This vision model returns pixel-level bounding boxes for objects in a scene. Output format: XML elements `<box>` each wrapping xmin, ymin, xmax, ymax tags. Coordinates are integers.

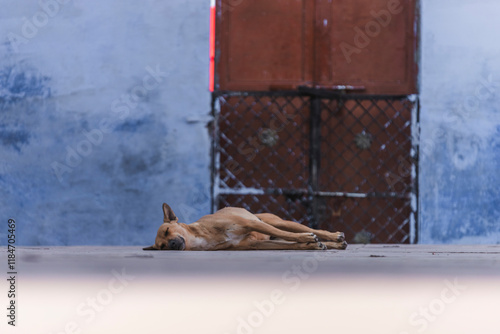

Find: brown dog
<box><xmin>143</xmin><ymin>203</ymin><xmax>347</xmax><ymax>251</ymax></box>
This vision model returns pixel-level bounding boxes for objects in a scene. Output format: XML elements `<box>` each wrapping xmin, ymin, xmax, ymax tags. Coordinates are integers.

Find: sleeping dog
<box><xmin>144</xmin><ymin>203</ymin><xmax>347</xmax><ymax>251</ymax></box>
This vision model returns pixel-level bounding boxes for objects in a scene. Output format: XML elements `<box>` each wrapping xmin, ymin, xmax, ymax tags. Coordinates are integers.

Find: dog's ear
<box><xmin>143</xmin><ymin>245</ymin><xmax>158</xmax><ymax>251</ymax></box>
<box><xmin>162</xmin><ymin>203</ymin><xmax>178</xmax><ymax>223</ymax></box>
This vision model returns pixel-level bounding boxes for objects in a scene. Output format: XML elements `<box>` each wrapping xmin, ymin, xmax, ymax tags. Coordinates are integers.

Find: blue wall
<box><xmin>0</xmin><ymin>0</ymin><xmax>211</xmax><ymax>245</ymax></box>
<box><xmin>420</xmin><ymin>0</ymin><xmax>500</xmax><ymax>243</ymax></box>
<box><xmin>2</xmin><ymin>0</ymin><xmax>499</xmax><ymax>245</ymax></box>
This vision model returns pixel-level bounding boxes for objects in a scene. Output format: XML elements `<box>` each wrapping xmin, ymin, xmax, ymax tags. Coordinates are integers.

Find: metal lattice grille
<box><xmin>216</xmin><ymin>94</ymin><xmax>310</xmax><ymax>190</ymax></box>
<box><xmin>212</xmin><ymin>91</ymin><xmax>418</xmax><ymax>243</ymax></box>
<box><xmin>319</xmin><ymin>98</ymin><xmax>414</xmax><ymax>194</ymax></box>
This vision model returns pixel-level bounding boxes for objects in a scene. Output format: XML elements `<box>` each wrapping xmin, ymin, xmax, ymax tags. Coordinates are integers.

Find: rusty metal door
<box><xmin>212</xmin><ymin>0</ymin><xmax>419</xmax><ymax>243</ymax></box>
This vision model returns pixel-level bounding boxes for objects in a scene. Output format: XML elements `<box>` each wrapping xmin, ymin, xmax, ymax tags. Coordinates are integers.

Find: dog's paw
<box><xmin>298</xmin><ymin>232</ymin><xmax>318</xmax><ymax>243</ymax></box>
<box><xmin>306</xmin><ymin>241</ymin><xmax>327</xmax><ymax>250</ymax></box>
<box><xmin>320</xmin><ymin>231</ymin><xmax>345</xmax><ymax>242</ymax></box>
<box><xmin>336</xmin><ymin>232</ymin><xmax>345</xmax><ymax>242</ymax></box>
<box><xmin>333</xmin><ymin>241</ymin><xmax>348</xmax><ymax>250</ymax></box>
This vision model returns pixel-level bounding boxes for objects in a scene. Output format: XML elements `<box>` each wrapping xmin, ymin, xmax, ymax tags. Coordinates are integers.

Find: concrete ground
<box><xmin>2</xmin><ymin>245</ymin><xmax>500</xmax><ymax>334</ymax></box>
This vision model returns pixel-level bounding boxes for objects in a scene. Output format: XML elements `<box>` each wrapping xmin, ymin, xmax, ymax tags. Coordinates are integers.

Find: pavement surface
<box><xmin>2</xmin><ymin>245</ymin><xmax>500</xmax><ymax>334</ymax></box>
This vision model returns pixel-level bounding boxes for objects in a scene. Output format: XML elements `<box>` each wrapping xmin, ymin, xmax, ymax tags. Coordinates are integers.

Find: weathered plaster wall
<box><xmin>2</xmin><ymin>0</ymin><xmax>499</xmax><ymax>246</ymax></box>
<box><xmin>0</xmin><ymin>0</ymin><xmax>211</xmax><ymax>245</ymax></box>
<box><xmin>420</xmin><ymin>0</ymin><xmax>500</xmax><ymax>243</ymax></box>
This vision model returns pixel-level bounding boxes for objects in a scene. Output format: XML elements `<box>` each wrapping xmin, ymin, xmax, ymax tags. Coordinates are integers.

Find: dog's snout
<box><xmin>168</xmin><ymin>237</ymin><xmax>185</xmax><ymax>250</ymax></box>
<box><xmin>168</xmin><ymin>239</ymin><xmax>178</xmax><ymax>249</ymax></box>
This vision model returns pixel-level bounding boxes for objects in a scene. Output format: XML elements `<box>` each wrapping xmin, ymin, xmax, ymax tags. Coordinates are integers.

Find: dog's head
<box><xmin>143</xmin><ymin>203</ymin><xmax>187</xmax><ymax>251</ymax></box>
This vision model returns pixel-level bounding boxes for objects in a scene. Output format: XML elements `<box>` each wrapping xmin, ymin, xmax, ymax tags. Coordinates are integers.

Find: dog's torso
<box><xmin>182</xmin><ymin>207</ymin><xmax>269</xmax><ymax>250</ymax></box>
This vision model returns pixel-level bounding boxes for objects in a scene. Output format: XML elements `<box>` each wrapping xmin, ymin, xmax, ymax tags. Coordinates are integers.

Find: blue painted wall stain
<box><xmin>0</xmin><ymin>65</ymin><xmax>51</xmax><ymax>106</ymax></box>
<box><xmin>0</xmin><ymin>127</ymin><xmax>30</xmax><ymax>152</ymax></box>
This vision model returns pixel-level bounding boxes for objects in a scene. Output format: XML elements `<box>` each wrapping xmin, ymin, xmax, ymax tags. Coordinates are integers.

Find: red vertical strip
<box><xmin>209</xmin><ymin>4</ymin><xmax>216</xmax><ymax>92</ymax></box>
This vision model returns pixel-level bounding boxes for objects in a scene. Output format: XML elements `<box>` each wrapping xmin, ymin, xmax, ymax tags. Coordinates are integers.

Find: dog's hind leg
<box><xmin>256</xmin><ymin>213</ymin><xmax>345</xmax><ymax>242</ymax></box>
<box><xmin>242</xmin><ymin>219</ymin><xmax>319</xmax><ymax>244</ymax></box>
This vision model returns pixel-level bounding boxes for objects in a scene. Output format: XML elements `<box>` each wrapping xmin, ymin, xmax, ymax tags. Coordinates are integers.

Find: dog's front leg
<box><xmin>321</xmin><ymin>241</ymin><xmax>348</xmax><ymax>250</ymax></box>
<box><xmin>237</xmin><ymin>240</ymin><xmax>327</xmax><ymax>251</ymax></box>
